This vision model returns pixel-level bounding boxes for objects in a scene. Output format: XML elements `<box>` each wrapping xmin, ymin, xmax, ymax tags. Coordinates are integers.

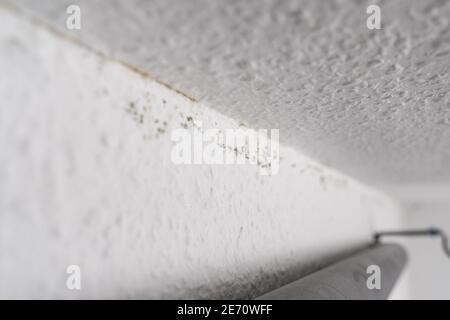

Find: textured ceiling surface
<box><xmin>8</xmin><ymin>0</ymin><xmax>450</xmax><ymax>203</ymax></box>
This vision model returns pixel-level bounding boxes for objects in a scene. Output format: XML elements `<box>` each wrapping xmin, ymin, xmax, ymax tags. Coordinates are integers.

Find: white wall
<box><xmin>399</xmin><ymin>207</ymin><xmax>450</xmax><ymax>299</ymax></box>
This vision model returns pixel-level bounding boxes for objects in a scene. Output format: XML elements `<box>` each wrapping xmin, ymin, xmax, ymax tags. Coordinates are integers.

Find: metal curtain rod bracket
<box><xmin>375</xmin><ymin>227</ymin><xmax>450</xmax><ymax>258</ymax></box>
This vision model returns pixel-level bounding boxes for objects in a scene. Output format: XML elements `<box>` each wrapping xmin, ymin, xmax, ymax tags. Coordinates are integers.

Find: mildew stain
<box><xmin>124</xmin><ymin>100</ymin><xmax>171</xmax><ymax>140</ymax></box>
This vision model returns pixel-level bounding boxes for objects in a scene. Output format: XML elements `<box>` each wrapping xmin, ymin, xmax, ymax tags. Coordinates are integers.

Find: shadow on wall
<box><xmin>122</xmin><ymin>244</ymin><xmax>368</xmax><ymax>299</ymax></box>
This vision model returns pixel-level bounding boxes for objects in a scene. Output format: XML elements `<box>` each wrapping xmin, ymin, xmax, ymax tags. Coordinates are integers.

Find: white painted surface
<box><xmin>0</xmin><ymin>8</ymin><xmax>399</xmax><ymax>298</ymax></box>
<box><xmin>389</xmin><ymin>205</ymin><xmax>450</xmax><ymax>300</ymax></box>
<box><xmin>7</xmin><ymin>0</ymin><xmax>450</xmax><ymax>207</ymax></box>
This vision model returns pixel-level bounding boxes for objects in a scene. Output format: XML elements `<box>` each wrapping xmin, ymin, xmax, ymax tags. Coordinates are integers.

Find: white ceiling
<box><xmin>9</xmin><ymin>0</ymin><xmax>450</xmax><ymax>206</ymax></box>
